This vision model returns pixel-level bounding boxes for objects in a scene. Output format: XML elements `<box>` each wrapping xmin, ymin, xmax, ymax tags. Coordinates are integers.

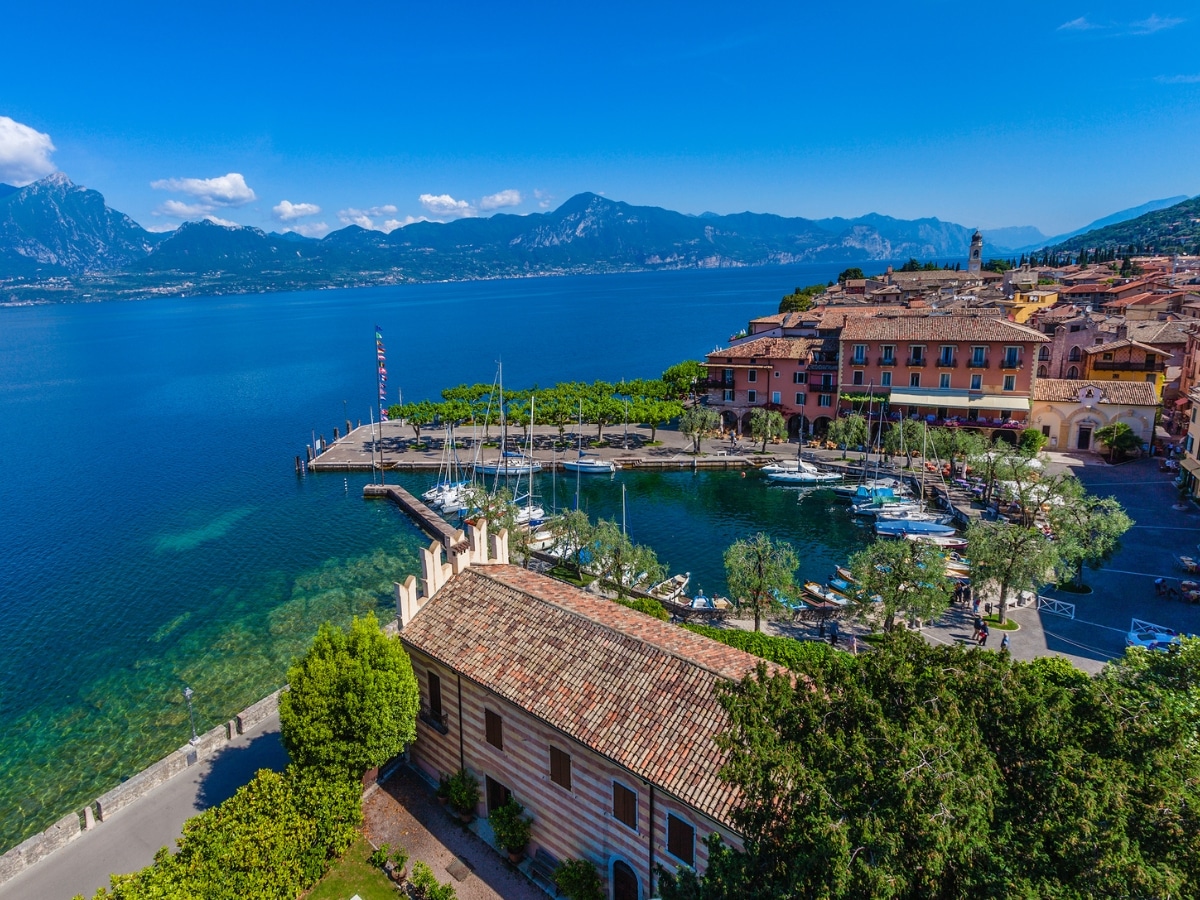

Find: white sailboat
<box><xmin>761</xmin><ymin>459</ymin><xmax>841</xmax><ymax>484</ymax></box>
<box><xmin>479</xmin><ymin>364</ymin><xmax>543</xmax><ymax>476</ymax></box>
<box><xmin>563</xmin><ymin>400</ymin><xmax>616</xmax><ymax>474</ymax></box>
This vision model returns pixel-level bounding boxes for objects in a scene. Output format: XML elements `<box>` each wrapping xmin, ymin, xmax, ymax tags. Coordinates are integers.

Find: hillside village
<box><xmin>705</xmin><ymin>235</ymin><xmax>1200</xmax><ymax>483</ymax></box>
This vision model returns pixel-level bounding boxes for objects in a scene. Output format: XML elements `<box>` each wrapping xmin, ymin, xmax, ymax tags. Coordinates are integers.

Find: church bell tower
<box><xmin>968</xmin><ymin>230</ymin><xmax>983</xmax><ymax>274</ymax></box>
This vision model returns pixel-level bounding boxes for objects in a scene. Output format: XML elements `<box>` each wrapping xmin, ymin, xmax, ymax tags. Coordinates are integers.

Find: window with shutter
<box><xmin>613</xmin><ymin>782</ymin><xmax>637</xmax><ymax>829</ymax></box>
<box><xmin>484</xmin><ymin>709</ymin><xmax>503</xmax><ymax>750</ymax></box>
<box><xmin>667</xmin><ymin>814</ymin><xmax>695</xmax><ymax>865</ymax></box>
<box><xmin>550</xmin><ymin>746</ymin><xmax>572</xmax><ymax>790</ymax></box>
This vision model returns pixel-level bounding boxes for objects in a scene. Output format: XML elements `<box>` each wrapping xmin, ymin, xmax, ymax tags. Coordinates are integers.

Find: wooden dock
<box><xmin>363</xmin><ymin>483</ymin><xmax>467</xmax><ymax>550</ymax></box>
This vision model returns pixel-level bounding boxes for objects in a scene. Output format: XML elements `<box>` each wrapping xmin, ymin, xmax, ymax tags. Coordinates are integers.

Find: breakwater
<box><xmin>0</xmin><ymin>691</ymin><xmax>283</xmax><ymax>889</ymax></box>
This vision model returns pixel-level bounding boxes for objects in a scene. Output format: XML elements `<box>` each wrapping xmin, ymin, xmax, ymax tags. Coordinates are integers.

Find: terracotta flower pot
<box><xmin>507</xmin><ymin>850</ymin><xmax>525</xmax><ymax>864</ymax></box>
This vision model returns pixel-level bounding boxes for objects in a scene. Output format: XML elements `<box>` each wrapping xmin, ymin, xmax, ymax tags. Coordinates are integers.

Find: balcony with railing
<box><xmin>967</xmin><ymin>358</ymin><xmax>990</xmax><ymax>369</ymax></box>
<box><xmin>906</xmin><ymin>357</ymin><xmax>927</xmax><ymax>367</ymax></box>
<box><xmin>877</xmin><ymin>356</ymin><xmax>897</xmax><ymax>367</ymax></box>
<box><xmin>936</xmin><ymin>357</ymin><xmax>957</xmax><ymax>368</ymax></box>
<box><xmin>1000</xmin><ymin>357</ymin><xmax>1022</xmax><ymax>370</ymax></box>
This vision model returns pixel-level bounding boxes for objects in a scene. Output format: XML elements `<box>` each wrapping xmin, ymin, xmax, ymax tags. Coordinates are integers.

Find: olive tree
<box><xmin>724</xmin><ymin>533</ymin><xmax>798</xmax><ymax>632</ymax></box>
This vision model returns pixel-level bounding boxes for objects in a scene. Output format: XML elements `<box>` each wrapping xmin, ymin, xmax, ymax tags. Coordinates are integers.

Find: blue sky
<box><xmin>1</xmin><ymin>1</ymin><xmax>1197</xmax><ymax>236</ymax></box>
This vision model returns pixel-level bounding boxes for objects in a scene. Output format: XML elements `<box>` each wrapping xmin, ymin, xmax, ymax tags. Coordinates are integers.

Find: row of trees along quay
<box><xmin>385</xmin><ymin>360</ymin><xmax>708</xmax><ymax>446</ymax></box>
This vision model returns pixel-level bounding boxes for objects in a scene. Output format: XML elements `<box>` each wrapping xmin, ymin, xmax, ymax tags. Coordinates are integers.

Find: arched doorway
<box><xmin>739</xmin><ymin>411</ymin><xmax>755</xmax><ymax>435</ymax></box>
<box><xmin>991</xmin><ymin>429</ymin><xmax>1017</xmax><ymax>445</ymax></box>
<box><xmin>788</xmin><ymin>414</ymin><xmax>810</xmax><ymax>439</ymax></box>
<box><xmin>812</xmin><ymin>416</ymin><xmax>832</xmax><ymax>438</ymax></box>
<box><xmin>613</xmin><ymin>860</ymin><xmax>638</xmax><ymax>900</ymax></box>
<box><xmin>1037</xmin><ymin>365</ymin><xmax>1047</xmax><ymax>377</ymax></box>
<box><xmin>1066</xmin><ymin>365</ymin><xmax>1079</xmax><ymax>379</ymax></box>
<box><xmin>720</xmin><ymin>411</ymin><xmax>738</xmax><ymax>433</ymax></box>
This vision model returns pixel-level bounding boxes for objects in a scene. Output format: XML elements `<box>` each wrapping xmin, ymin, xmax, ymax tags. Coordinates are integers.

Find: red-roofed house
<box><xmin>395</xmin><ymin>525</ymin><xmax>761</xmax><ymax>899</ymax></box>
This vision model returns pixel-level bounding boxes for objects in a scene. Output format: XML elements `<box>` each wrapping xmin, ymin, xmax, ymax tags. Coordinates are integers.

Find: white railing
<box><xmin>1036</xmin><ymin>595</ymin><xmax>1075</xmax><ymax>619</ymax></box>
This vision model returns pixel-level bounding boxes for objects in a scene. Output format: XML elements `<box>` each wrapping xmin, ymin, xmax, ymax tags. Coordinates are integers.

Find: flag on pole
<box><xmin>375</xmin><ymin>325</ymin><xmax>389</xmax><ymax>421</ymax></box>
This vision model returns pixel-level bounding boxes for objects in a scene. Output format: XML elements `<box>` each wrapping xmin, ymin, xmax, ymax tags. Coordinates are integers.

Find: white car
<box><xmin>1126</xmin><ymin>621</ymin><xmax>1181</xmax><ymax>652</ymax></box>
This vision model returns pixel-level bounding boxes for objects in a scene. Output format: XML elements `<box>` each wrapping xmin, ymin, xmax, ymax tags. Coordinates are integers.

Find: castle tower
<box><xmin>968</xmin><ymin>229</ymin><xmax>983</xmax><ymax>274</ymax></box>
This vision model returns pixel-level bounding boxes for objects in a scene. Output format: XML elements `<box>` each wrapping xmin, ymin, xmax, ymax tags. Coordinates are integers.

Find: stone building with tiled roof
<box><xmin>1029</xmin><ymin>379</ymin><xmax>1157</xmax><ymax>452</ymax></box>
<box><xmin>395</xmin><ymin>527</ymin><xmax>762</xmax><ymax>899</ymax></box>
<box><xmin>837</xmin><ymin>312</ymin><xmax>1047</xmax><ymax>441</ymax></box>
<box><xmin>1082</xmin><ymin>338</ymin><xmax>1171</xmax><ymax>399</ymax></box>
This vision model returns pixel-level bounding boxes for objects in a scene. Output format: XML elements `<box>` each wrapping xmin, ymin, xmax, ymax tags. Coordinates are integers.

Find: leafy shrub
<box><xmin>555</xmin><ymin>858</ymin><xmax>605</xmax><ymax>900</ymax></box>
<box><xmin>409</xmin><ymin>861</ymin><xmax>458</xmax><ymax>900</ymax></box>
<box><xmin>488</xmin><ymin>797</ymin><xmax>532</xmax><ymax>853</ymax></box>
<box><xmin>445</xmin><ymin>768</ymin><xmax>479</xmax><ymax>814</ymax></box>
<box><xmin>616</xmin><ymin>597</ymin><xmax>669</xmax><ymax>620</ymax></box>
<box><xmin>685</xmin><ymin>624</ymin><xmax>841</xmax><ymax>670</ymax></box>
<box><xmin>368</xmin><ymin>843</ymin><xmax>392</xmax><ymax>868</ymax></box>
<box><xmin>80</xmin><ymin>765</ymin><xmax>361</xmax><ymax>899</ymax></box>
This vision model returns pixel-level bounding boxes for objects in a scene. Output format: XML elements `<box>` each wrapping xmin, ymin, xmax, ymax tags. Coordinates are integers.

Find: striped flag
<box><xmin>375</xmin><ymin>325</ymin><xmax>389</xmax><ymax>421</ymax></box>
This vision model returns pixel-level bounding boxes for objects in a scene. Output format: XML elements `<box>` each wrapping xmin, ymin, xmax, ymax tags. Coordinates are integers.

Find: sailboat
<box><xmin>478</xmin><ymin>365</ymin><xmax>543</xmax><ymax>476</ymax></box>
<box><xmin>563</xmin><ymin>400</ymin><xmax>616</xmax><ymax>474</ymax></box>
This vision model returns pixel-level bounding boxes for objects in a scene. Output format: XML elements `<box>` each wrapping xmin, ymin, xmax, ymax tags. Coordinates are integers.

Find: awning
<box><xmin>1181</xmin><ymin>457</ymin><xmax>1200</xmax><ymax>476</ymax></box>
<box><xmin>1175</xmin><ymin>397</ymin><xmax>1190</xmax><ymax>407</ymax></box>
<box><xmin>886</xmin><ymin>390</ymin><xmax>1030</xmax><ymax>411</ymax></box>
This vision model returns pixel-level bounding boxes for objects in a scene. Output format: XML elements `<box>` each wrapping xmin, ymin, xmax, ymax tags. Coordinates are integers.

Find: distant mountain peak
<box><xmin>40</xmin><ymin>171</ymin><xmax>73</xmax><ymax>188</ymax></box>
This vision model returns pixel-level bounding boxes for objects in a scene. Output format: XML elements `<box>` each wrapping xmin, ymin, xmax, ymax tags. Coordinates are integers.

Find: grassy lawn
<box><xmin>983</xmin><ymin>613</ymin><xmax>1020</xmax><ymax>631</ymax></box>
<box><xmin>549</xmin><ymin>564</ymin><xmax>594</xmax><ymax>588</ymax></box>
<box><xmin>306</xmin><ymin>835</ymin><xmax>398</xmax><ymax>900</ymax></box>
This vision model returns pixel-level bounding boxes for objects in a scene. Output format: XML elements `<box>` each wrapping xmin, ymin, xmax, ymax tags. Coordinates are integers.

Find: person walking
<box><xmin>1000</xmin><ymin>633</ymin><xmax>1010</xmax><ymax>653</ymax></box>
<box><xmin>972</xmin><ymin>614</ymin><xmax>983</xmax><ymax>642</ymax></box>
<box><xmin>978</xmin><ymin>622</ymin><xmax>989</xmax><ymax>647</ymax></box>
<box><xmin>828</xmin><ymin>619</ymin><xmax>839</xmax><ymax>646</ymax></box>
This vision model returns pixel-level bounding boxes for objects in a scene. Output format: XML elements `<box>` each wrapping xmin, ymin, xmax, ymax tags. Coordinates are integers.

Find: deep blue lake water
<box><xmin>0</xmin><ymin>263</ymin><xmax>879</xmax><ymax>850</ymax></box>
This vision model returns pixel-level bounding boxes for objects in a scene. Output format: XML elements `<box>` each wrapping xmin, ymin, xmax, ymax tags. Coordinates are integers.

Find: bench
<box><xmin>529</xmin><ymin>847</ymin><xmax>560</xmax><ymax>896</ymax></box>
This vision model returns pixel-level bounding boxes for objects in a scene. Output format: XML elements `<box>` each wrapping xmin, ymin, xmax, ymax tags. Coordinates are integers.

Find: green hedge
<box><xmin>616</xmin><ymin>597</ymin><xmax>670</xmax><ymax>620</ymax></box>
<box><xmin>684</xmin><ymin>624</ymin><xmax>838</xmax><ymax>669</ymax></box>
<box><xmin>79</xmin><ymin>766</ymin><xmax>361</xmax><ymax>900</ymax></box>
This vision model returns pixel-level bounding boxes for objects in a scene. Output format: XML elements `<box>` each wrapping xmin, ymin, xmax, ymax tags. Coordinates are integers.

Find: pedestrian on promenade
<box><xmin>972</xmin><ymin>614</ymin><xmax>983</xmax><ymax>641</ymax></box>
<box><xmin>1000</xmin><ymin>633</ymin><xmax>1010</xmax><ymax>653</ymax></box>
<box><xmin>829</xmin><ymin>620</ymin><xmax>839</xmax><ymax>646</ymax></box>
<box><xmin>978</xmin><ymin>623</ymin><xmax>989</xmax><ymax>647</ymax></box>
<box><xmin>972</xmin><ymin>596</ymin><xmax>981</xmax><ymax>615</ymax></box>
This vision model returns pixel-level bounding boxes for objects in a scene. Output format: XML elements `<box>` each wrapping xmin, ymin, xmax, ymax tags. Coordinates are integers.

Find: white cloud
<box><xmin>1058</xmin><ymin>16</ymin><xmax>1100</xmax><ymax>30</ymax></box>
<box><xmin>283</xmin><ymin>221</ymin><xmax>331</xmax><ymax>238</ymax></box>
<box><xmin>1132</xmin><ymin>13</ymin><xmax>1184</xmax><ymax>33</ymax></box>
<box><xmin>145</xmin><ymin>222</ymin><xmax>179</xmax><ymax>233</ymax></box>
<box><xmin>150</xmin><ymin>172</ymin><xmax>256</xmax><ymax>207</ymax></box>
<box><xmin>419</xmin><ymin>193</ymin><xmax>476</xmax><ymax>220</ymax></box>
<box><xmin>155</xmin><ymin>199</ymin><xmax>213</xmax><ymax>219</ymax></box>
<box><xmin>534</xmin><ymin>188</ymin><xmax>554</xmax><ymax>209</ymax></box>
<box><xmin>273</xmin><ymin>199</ymin><xmax>321</xmax><ymax>221</ymax></box>
<box><xmin>203</xmin><ymin>215</ymin><xmax>240</xmax><ymax>227</ymax></box>
<box><xmin>337</xmin><ymin>205</ymin><xmax>402</xmax><ymax>232</ymax></box>
<box><xmin>1157</xmin><ymin>73</ymin><xmax>1200</xmax><ymax>83</ymax></box>
<box><xmin>479</xmin><ymin>189</ymin><xmax>522</xmax><ymax>211</ymax></box>
<box><xmin>0</xmin><ymin>116</ymin><xmax>56</xmax><ymax>185</ymax></box>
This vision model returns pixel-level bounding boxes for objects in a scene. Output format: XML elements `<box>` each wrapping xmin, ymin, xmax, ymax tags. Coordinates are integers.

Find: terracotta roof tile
<box><xmin>707</xmin><ymin>336</ymin><xmax>819</xmax><ymax>361</ymax></box>
<box><xmin>840</xmin><ymin>314</ymin><xmax>1048</xmax><ymax>343</ymax></box>
<box><xmin>1083</xmin><ymin>338</ymin><xmax>1169</xmax><ymax>356</ymax></box>
<box><xmin>1032</xmin><ymin>379</ymin><xmax>1158</xmax><ymax>406</ymax></box>
<box><xmin>401</xmin><ymin>566</ymin><xmax>774</xmax><ymax>827</ymax></box>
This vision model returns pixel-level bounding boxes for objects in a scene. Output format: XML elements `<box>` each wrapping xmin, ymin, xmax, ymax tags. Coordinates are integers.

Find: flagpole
<box><xmin>375</xmin><ymin>326</ymin><xmax>388</xmax><ymax>485</ymax></box>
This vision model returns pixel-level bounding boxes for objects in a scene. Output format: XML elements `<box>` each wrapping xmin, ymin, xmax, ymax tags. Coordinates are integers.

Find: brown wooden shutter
<box><xmin>549</xmin><ymin>746</ymin><xmax>571</xmax><ymax>790</ymax></box>
<box><xmin>667</xmin><ymin>814</ymin><xmax>694</xmax><ymax>865</ymax></box>
<box><xmin>428</xmin><ymin>672</ymin><xmax>442</xmax><ymax>718</ymax></box>
<box><xmin>612</xmin><ymin>782</ymin><xmax>636</xmax><ymax>829</ymax></box>
<box><xmin>484</xmin><ymin>709</ymin><xmax>503</xmax><ymax>750</ymax></box>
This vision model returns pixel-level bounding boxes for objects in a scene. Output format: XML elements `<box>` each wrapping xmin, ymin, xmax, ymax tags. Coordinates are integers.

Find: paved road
<box><xmin>0</xmin><ymin>715</ymin><xmax>288</xmax><ymax>900</ymax></box>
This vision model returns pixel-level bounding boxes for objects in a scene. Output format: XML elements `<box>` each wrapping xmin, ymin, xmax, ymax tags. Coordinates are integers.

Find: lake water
<box><xmin>0</xmin><ymin>263</ymin><xmax>879</xmax><ymax>851</ymax></box>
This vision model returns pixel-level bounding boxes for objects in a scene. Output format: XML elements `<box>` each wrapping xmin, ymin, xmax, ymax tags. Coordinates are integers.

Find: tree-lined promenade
<box><xmin>388</xmin><ymin>361</ymin><xmax>707</xmax><ymax>446</ymax></box>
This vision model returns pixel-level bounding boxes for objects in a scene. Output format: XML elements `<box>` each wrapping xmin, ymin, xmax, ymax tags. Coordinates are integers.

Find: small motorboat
<box><xmin>650</xmin><ymin>572</ymin><xmax>691</xmax><ymax>601</ymax></box>
<box><xmin>874</xmin><ymin>519</ymin><xmax>958</xmax><ymax>538</ymax></box>
<box><xmin>875</xmin><ymin>507</ymin><xmax>953</xmax><ymax>525</ymax></box>
<box><xmin>803</xmin><ymin>581</ymin><xmax>850</xmax><ymax>606</ymax></box>
<box><xmin>562</xmin><ymin>452</ymin><xmax>616</xmax><ymax>474</ymax></box>
<box><xmin>478</xmin><ymin>451</ymin><xmax>543</xmax><ymax>476</ymax></box>
<box><xmin>905</xmin><ymin>532</ymin><xmax>968</xmax><ymax>550</ymax></box>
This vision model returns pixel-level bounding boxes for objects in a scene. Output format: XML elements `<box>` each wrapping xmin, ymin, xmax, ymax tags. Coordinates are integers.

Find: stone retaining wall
<box><xmin>0</xmin><ymin>687</ymin><xmax>286</xmax><ymax>889</ymax></box>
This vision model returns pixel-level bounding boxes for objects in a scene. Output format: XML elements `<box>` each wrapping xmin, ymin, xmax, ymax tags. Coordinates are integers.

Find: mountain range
<box><xmin>0</xmin><ymin>174</ymin><xmax>1194</xmax><ymax>303</ymax></box>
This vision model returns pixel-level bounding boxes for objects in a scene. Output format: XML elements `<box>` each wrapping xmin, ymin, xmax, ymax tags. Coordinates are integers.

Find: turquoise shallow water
<box><xmin>0</xmin><ymin>263</ymin><xmax>875</xmax><ymax>851</ymax></box>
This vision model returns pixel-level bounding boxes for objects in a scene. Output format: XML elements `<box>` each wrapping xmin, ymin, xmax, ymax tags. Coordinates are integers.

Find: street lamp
<box><xmin>183</xmin><ymin>686</ymin><xmax>198</xmax><ymax>745</ymax></box>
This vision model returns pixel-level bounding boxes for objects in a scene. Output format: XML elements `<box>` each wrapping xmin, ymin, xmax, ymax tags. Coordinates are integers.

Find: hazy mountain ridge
<box><xmin>1048</xmin><ymin>195</ymin><xmax>1200</xmax><ymax>254</ymax></box>
<box><xmin>1</xmin><ymin>174</ymin><xmax>1194</xmax><ymax>303</ymax></box>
